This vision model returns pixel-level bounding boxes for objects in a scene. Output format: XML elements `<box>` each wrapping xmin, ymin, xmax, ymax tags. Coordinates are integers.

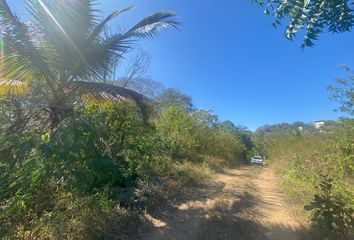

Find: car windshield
<box><xmin>253</xmin><ymin>156</ymin><xmax>262</xmax><ymax>159</ymax></box>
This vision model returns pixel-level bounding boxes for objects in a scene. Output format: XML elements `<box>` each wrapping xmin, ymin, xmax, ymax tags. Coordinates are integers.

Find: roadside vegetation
<box><xmin>254</xmin><ymin>119</ymin><xmax>353</xmax><ymax>239</ymax></box>
<box><xmin>0</xmin><ymin>100</ymin><xmax>250</xmax><ymax>239</ymax></box>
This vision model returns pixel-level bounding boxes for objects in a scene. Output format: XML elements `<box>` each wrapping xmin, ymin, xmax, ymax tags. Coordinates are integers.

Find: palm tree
<box><xmin>0</xmin><ymin>0</ymin><xmax>177</xmax><ymax>128</ymax></box>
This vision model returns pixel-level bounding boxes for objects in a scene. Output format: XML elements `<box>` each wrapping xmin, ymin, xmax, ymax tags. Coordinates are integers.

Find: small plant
<box><xmin>304</xmin><ymin>175</ymin><xmax>354</xmax><ymax>239</ymax></box>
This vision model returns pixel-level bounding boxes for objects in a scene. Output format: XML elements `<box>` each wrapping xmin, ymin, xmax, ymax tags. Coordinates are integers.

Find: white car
<box><xmin>251</xmin><ymin>156</ymin><xmax>264</xmax><ymax>165</ymax></box>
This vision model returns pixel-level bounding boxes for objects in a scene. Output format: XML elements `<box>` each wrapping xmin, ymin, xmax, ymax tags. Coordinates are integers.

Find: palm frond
<box><xmin>25</xmin><ymin>0</ymin><xmax>100</xmax><ymax>75</ymax></box>
<box><xmin>67</xmin><ymin>34</ymin><xmax>130</xmax><ymax>81</ymax></box>
<box><xmin>65</xmin><ymin>81</ymin><xmax>153</xmax><ymax>120</ymax></box>
<box><xmin>0</xmin><ymin>0</ymin><xmax>54</xmax><ymax>86</ymax></box>
<box><xmin>25</xmin><ymin>0</ymin><xmax>88</xmax><ymax>64</ymax></box>
<box><xmin>0</xmin><ymin>1</ymin><xmax>176</xmax><ymax>125</ymax></box>
<box><xmin>0</xmin><ymin>79</ymin><xmax>28</xmax><ymax>96</ymax></box>
<box><xmin>1</xmin><ymin>54</ymin><xmax>35</xmax><ymax>80</ymax></box>
<box><xmin>26</xmin><ymin>0</ymin><xmax>98</xmax><ymax>41</ymax></box>
<box><xmin>89</xmin><ymin>6</ymin><xmax>134</xmax><ymax>41</ymax></box>
<box><xmin>68</xmin><ymin>10</ymin><xmax>178</xmax><ymax>80</ymax></box>
<box><xmin>124</xmin><ymin>11</ymin><xmax>179</xmax><ymax>39</ymax></box>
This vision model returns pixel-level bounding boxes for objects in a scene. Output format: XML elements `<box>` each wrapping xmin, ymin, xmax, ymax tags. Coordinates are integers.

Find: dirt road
<box><xmin>141</xmin><ymin>166</ymin><xmax>309</xmax><ymax>240</ymax></box>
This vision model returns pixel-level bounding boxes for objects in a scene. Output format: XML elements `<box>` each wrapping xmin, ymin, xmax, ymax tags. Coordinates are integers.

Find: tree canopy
<box><xmin>156</xmin><ymin>88</ymin><xmax>194</xmax><ymax>112</ymax></box>
<box><xmin>252</xmin><ymin>0</ymin><xmax>354</xmax><ymax>48</ymax></box>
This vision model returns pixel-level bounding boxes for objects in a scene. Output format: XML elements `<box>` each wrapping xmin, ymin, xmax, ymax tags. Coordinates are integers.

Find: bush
<box><xmin>156</xmin><ymin>106</ymin><xmax>202</xmax><ymax>161</ymax></box>
<box><xmin>156</xmin><ymin>106</ymin><xmax>249</xmax><ymax>165</ymax></box>
<box><xmin>305</xmin><ymin>176</ymin><xmax>354</xmax><ymax>239</ymax></box>
<box><xmin>0</xmin><ymin>104</ymin><xmax>169</xmax><ymax>239</ymax></box>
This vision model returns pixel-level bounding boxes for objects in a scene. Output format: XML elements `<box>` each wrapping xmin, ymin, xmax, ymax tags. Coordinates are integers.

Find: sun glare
<box><xmin>0</xmin><ymin>34</ymin><xmax>3</xmax><ymax>76</ymax></box>
<box><xmin>37</xmin><ymin>0</ymin><xmax>86</xmax><ymax>63</ymax></box>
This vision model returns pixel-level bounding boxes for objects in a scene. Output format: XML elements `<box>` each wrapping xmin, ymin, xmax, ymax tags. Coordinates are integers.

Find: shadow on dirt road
<box><xmin>139</xmin><ymin>166</ymin><xmax>315</xmax><ymax>240</ymax></box>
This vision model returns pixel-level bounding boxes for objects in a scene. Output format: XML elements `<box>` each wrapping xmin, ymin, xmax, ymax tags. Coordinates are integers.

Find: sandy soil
<box><xmin>141</xmin><ymin>166</ymin><xmax>309</xmax><ymax>240</ymax></box>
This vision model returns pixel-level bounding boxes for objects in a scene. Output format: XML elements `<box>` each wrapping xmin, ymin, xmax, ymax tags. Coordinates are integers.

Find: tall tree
<box><xmin>156</xmin><ymin>88</ymin><xmax>194</xmax><ymax>112</ymax></box>
<box><xmin>0</xmin><ymin>0</ymin><xmax>178</xmax><ymax>128</ymax></box>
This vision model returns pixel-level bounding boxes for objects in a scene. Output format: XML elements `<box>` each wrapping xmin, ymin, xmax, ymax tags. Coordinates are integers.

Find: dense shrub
<box><xmin>305</xmin><ymin>176</ymin><xmax>354</xmax><ymax>239</ymax></box>
<box><xmin>156</xmin><ymin>106</ymin><xmax>201</xmax><ymax>161</ymax></box>
<box><xmin>0</xmin><ymin>103</ymin><xmax>250</xmax><ymax>239</ymax></box>
<box><xmin>156</xmin><ymin>106</ymin><xmax>248</xmax><ymax>166</ymax></box>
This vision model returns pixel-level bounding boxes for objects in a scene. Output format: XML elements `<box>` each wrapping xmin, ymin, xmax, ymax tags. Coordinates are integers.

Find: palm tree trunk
<box><xmin>48</xmin><ymin>100</ymin><xmax>74</xmax><ymax>130</ymax></box>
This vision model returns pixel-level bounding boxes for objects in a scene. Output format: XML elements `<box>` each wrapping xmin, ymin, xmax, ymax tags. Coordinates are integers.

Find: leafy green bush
<box><xmin>156</xmin><ymin>106</ymin><xmax>201</xmax><ymax>161</ymax></box>
<box><xmin>207</xmin><ymin>130</ymin><xmax>247</xmax><ymax>165</ymax></box>
<box><xmin>305</xmin><ymin>176</ymin><xmax>354</xmax><ymax>239</ymax></box>
<box><xmin>156</xmin><ymin>106</ymin><xmax>248</xmax><ymax>165</ymax></box>
<box><xmin>0</xmin><ymin>104</ymin><xmax>166</xmax><ymax>238</ymax></box>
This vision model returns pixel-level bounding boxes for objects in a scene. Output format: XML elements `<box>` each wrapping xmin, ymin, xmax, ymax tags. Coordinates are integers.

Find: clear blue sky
<box><xmin>8</xmin><ymin>0</ymin><xmax>354</xmax><ymax>130</ymax></box>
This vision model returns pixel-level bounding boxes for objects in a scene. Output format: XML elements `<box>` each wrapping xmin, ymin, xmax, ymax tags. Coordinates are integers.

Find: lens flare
<box><xmin>0</xmin><ymin>33</ymin><xmax>3</xmax><ymax>76</ymax></box>
<box><xmin>37</xmin><ymin>0</ymin><xmax>86</xmax><ymax>64</ymax></box>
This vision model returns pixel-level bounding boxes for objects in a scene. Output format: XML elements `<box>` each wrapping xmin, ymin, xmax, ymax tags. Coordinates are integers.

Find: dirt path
<box><xmin>141</xmin><ymin>166</ymin><xmax>308</xmax><ymax>240</ymax></box>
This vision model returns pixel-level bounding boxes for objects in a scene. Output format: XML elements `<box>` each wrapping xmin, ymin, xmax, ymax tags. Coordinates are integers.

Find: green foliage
<box><xmin>258</xmin><ymin>119</ymin><xmax>354</xmax><ymax>238</ymax></box>
<box><xmin>305</xmin><ymin>176</ymin><xmax>354</xmax><ymax>238</ymax></box>
<box><xmin>328</xmin><ymin>66</ymin><xmax>354</xmax><ymax>116</ymax></box>
<box><xmin>0</xmin><ymin>106</ymin><xmax>133</xmax><ymax>238</ymax></box>
<box><xmin>252</xmin><ymin>0</ymin><xmax>354</xmax><ymax>48</ymax></box>
<box><xmin>156</xmin><ymin>106</ymin><xmax>249</xmax><ymax>165</ymax></box>
<box><xmin>0</xmin><ymin>100</ymin><xmax>250</xmax><ymax>238</ymax></box>
<box><xmin>156</xmin><ymin>106</ymin><xmax>201</xmax><ymax>161</ymax></box>
<box><xmin>0</xmin><ymin>104</ymin><xmax>160</xmax><ymax>238</ymax></box>
<box><xmin>206</xmin><ymin>130</ymin><xmax>247</xmax><ymax>165</ymax></box>
<box><xmin>218</xmin><ymin>121</ymin><xmax>254</xmax><ymax>151</ymax></box>
<box><xmin>155</xmin><ymin>88</ymin><xmax>194</xmax><ymax>112</ymax></box>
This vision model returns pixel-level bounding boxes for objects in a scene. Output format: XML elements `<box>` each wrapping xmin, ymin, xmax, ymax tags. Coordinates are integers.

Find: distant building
<box><xmin>314</xmin><ymin>121</ymin><xmax>325</xmax><ymax>129</ymax></box>
<box><xmin>298</xmin><ymin>126</ymin><xmax>303</xmax><ymax>131</ymax></box>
